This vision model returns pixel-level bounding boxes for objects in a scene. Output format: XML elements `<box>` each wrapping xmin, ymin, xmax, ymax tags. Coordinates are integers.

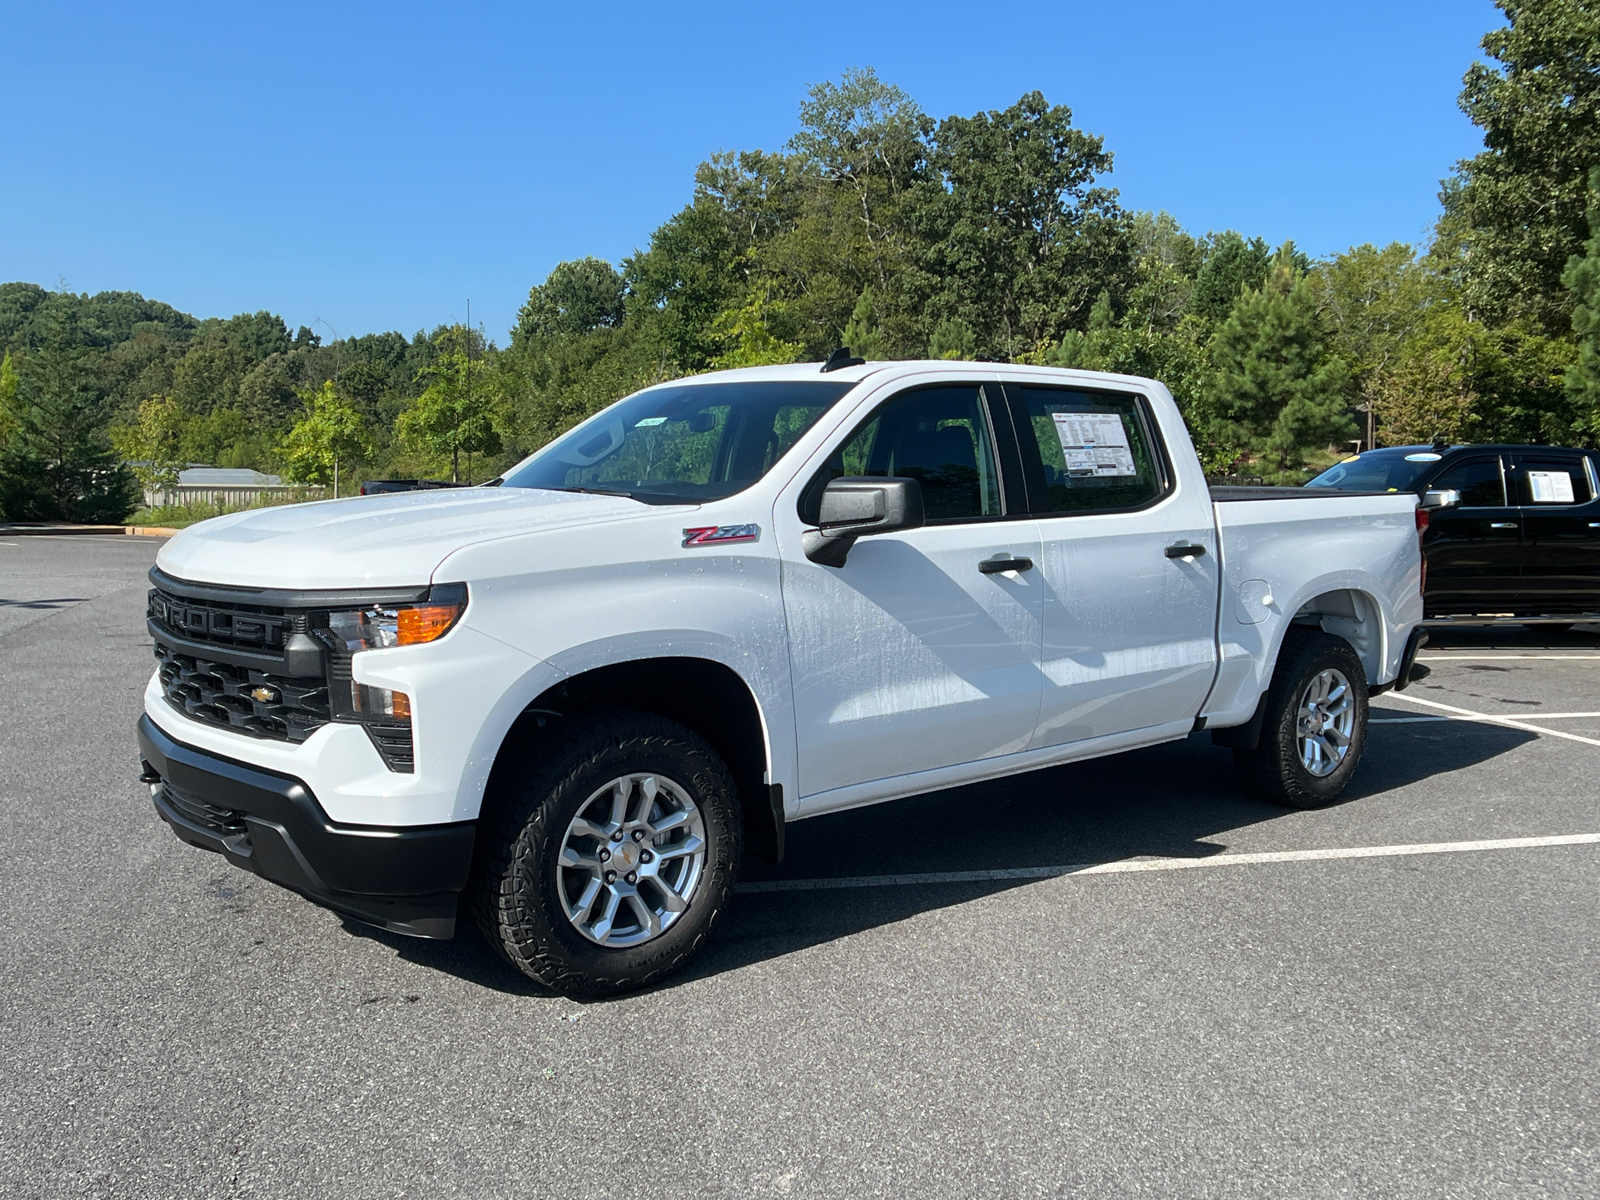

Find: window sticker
<box><xmin>1527</xmin><ymin>470</ymin><xmax>1575</xmax><ymax>503</ymax></box>
<box><xmin>1051</xmin><ymin>412</ymin><xmax>1137</xmax><ymax>478</ymax></box>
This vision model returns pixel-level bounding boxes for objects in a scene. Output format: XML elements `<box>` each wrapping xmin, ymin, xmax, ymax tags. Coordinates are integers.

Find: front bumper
<box><xmin>137</xmin><ymin>715</ymin><xmax>475</xmax><ymax>938</ymax></box>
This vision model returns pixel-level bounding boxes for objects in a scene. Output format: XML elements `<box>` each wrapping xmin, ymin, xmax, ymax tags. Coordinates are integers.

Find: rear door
<box><xmin>1511</xmin><ymin>451</ymin><xmax>1600</xmax><ymax>613</ymax></box>
<box><xmin>1421</xmin><ymin>453</ymin><xmax>1521</xmax><ymax>616</ymax></box>
<box><xmin>997</xmin><ymin>381</ymin><xmax>1218</xmax><ymax>748</ymax></box>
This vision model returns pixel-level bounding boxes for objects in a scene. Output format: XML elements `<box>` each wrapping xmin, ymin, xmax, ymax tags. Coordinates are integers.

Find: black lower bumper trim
<box><xmin>138</xmin><ymin>714</ymin><xmax>475</xmax><ymax>938</ymax></box>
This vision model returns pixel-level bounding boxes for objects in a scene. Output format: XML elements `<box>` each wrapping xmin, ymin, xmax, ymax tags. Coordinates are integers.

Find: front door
<box><xmin>1512</xmin><ymin>451</ymin><xmax>1600</xmax><ymax>612</ymax></box>
<box><xmin>1421</xmin><ymin>454</ymin><xmax>1521</xmax><ymax>616</ymax></box>
<box><xmin>998</xmin><ymin>381</ymin><xmax>1219</xmax><ymax>747</ymax></box>
<box><xmin>778</xmin><ymin>382</ymin><xmax>1044</xmax><ymax>804</ymax></box>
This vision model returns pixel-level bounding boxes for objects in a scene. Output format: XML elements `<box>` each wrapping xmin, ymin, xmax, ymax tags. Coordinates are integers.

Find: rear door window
<box><xmin>1515</xmin><ymin>455</ymin><xmax>1593</xmax><ymax>505</ymax></box>
<box><xmin>1429</xmin><ymin>457</ymin><xmax>1506</xmax><ymax>507</ymax></box>
<box><xmin>1006</xmin><ymin>386</ymin><xmax>1167</xmax><ymax>514</ymax></box>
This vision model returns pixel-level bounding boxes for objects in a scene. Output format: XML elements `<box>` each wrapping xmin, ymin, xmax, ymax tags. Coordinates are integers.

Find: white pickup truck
<box><xmin>138</xmin><ymin>360</ymin><xmax>1427</xmax><ymax>996</ymax></box>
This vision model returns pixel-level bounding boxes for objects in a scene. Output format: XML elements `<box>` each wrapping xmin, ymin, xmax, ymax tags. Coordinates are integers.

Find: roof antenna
<box><xmin>821</xmin><ymin>346</ymin><xmax>866</xmax><ymax>373</ymax></box>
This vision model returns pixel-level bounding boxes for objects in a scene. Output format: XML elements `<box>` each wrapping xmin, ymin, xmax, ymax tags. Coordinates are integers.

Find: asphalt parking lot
<box><xmin>2</xmin><ymin>535</ymin><xmax>1596</xmax><ymax>1199</ymax></box>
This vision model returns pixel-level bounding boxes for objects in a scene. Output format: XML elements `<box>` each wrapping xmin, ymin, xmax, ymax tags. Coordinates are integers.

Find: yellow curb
<box><xmin>126</xmin><ymin>526</ymin><xmax>181</xmax><ymax>537</ymax></box>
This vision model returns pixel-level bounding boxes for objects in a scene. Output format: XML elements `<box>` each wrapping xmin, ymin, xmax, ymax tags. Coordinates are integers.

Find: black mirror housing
<box><xmin>802</xmin><ymin>477</ymin><xmax>925</xmax><ymax>567</ymax></box>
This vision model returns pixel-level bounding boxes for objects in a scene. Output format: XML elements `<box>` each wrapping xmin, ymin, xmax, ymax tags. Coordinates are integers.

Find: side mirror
<box><xmin>1420</xmin><ymin>488</ymin><xmax>1461</xmax><ymax>510</ymax></box>
<box><xmin>802</xmin><ymin>477</ymin><xmax>925</xmax><ymax>567</ymax></box>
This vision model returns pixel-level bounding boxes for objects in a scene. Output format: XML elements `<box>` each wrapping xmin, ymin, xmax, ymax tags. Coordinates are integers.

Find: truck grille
<box><xmin>148</xmin><ymin>575</ymin><xmax>416</xmax><ymax>772</ymax></box>
<box><xmin>155</xmin><ymin>644</ymin><xmax>330</xmax><ymax>742</ymax></box>
<box><xmin>148</xmin><ymin>588</ymin><xmax>298</xmax><ymax>655</ymax></box>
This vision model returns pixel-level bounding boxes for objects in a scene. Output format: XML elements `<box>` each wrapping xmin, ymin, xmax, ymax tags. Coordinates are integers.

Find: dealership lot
<box><xmin>1</xmin><ymin>536</ymin><xmax>1595</xmax><ymax>1199</ymax></box>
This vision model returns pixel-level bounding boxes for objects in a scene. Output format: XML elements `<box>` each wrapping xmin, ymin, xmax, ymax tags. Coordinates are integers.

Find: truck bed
<box><xmin>1209</xmin><ymin>485</ymin><xmax>1397</xmax><ymax>502</ymax></box>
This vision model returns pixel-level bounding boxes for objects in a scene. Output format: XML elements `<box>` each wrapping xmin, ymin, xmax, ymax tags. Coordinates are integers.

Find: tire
<box><xmin>470</xmin><ymin>711</ymin><xmax>743</xmax><ymax>998</ymax></box>
<box><xmin>1234</xmin><ymin>629</ymin><xmax>1369</xmax><ymax>809</ymax></box>
<box><xmin>1528</xmin><ymin>623</ymin><xmax>1573</xmax><ymax>635</ymax></box>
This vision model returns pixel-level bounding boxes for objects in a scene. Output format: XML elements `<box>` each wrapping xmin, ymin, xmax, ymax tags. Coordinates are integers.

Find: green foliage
<box><xmin>1563</xmin><ymin>167</ymin><xmax>1600</xmax><ymax>424</ymax></box>
<box><xmin>909</xmin><ymin>91</ymin><xmax>1134</xmax><ymax>360</ymax></box>
<box><xmin>281</xmin><ymin>381</ymin><xmax>375</xmax><ymax>496</ymax></box>
<box><xmin>0</xmin><ymin>352</ymin><xmax>17</xmax><ymax>456</ymax></box>
<box><xmin>515</xmin><ymin>258</ymin><xmax>626</xmax><ymax>344</ymax></box>
<box><xmin>110</xmin><ymin>393</ymin><xmax>186</xmax><ymax>499</ymax></box>
<box><xmin>1189</xmin><ymin>232</ymin><xmax>1272</xmax><ymax>324</ymax></box>
<box><xmin>1447</xmin><ymin>0</ymin><xmax>1600</xmax><ymax>333</ymax></box>
<box><xmin>1209</xmin><ymin>247</ymin><xmax>1356</xmax><ymax>478</ymax></box>
<box><xmin>397</xmin><ymin>341</ymin><xmax>505</xmax><ymax>482</ymax></box>
<box><xmin>0</xmin><ymin>305</ymin><xmax>139</xmax><ymax>522</ymax></box>
<box><xmin>928</xmin><ymin>317</ymin><xmax>976</xmax><ymax>360</ymax></box>
<box><xmin>839</xmin><ymin>288</ymin><xmax>886</xmax><ymax>359</ymax></box>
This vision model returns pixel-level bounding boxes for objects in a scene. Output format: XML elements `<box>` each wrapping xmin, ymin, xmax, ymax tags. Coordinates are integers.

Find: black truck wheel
<box><xmin>470</xmin><ymin>711</ymin><xmax>743</xmax><ymax>998</ymax></box>
<box><xmin>1234</xmin><ymin>629</ymin><xmax>1369</xmax><ymax>809</ymax></box>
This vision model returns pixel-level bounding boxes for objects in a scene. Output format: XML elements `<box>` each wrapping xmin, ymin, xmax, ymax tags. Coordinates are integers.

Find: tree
<box><xmin>1564</xmin><ymin>167</ymin><xmax>1600</xmax><ymax>425</ymax></box>
<box><xmin>928</xmin><ymin>317</ymin><xmax>976</xmax><ymax>360</ymax></box>
<box><xmin>110</xmin><ymin>393</ymin><xmax>186</xmax><ymax>504</ymax></box>
<box><xmin>1447</xmin><ymin>0</ymin><xmax>1600</xmax><ymax>332</ymax></box>
<box><xmin>1307</xmin><ymin>243</ymin><xmax>1436</xmax><ymax>449</ymax></box>
<box><xmin>840</xmin><ymin>288</ymin><xmax>886</xmax><ymax>359</ymax></box>
<box><xmin>1189</xmin><ymin>232</ymin><xmax>1272</xmax><ymax>325</ymax></box>
<box><xmin>515</xmin><ymin>258</ymin><xmax>627</xmax><ymax>344</ymax></box>
<box><xmin>909</xmin><ymin>91</ymin><xmax>1134</xmax><ymax>359</ymax></box>
<box><xmin>0</xmin><ymin>352</ymin><xmax>17</xmax><ymax>455</ymax></box>
<box><xmin>397</xmin><ymin>345</ymin><xmax>504</xmax><ymax>482</ymax></box>
<box><xmin>1210</xmin><ymin>245</ymin><xmax>1355</xmax><ymax>478</ymax></box>
<box><xmin>281</xmin><ymin>381</ymin><xmax>374</xmax><ymax>497</ymax></box>
<box><xmin>0</xmin><ymin>306</ymin><xmax>139</xmax><ymax>522</ymax></box>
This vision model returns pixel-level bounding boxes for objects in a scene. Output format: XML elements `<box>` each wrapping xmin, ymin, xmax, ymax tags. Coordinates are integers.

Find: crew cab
<box><xmin>1308</xmin><ymin>443</ymin><xmax>1600</xmax><ymax>627</ymax></box>
<box><xmin>137</xmin><ymin>360</ymin><xmax>1426</xmax><ymax>996</ymax></box>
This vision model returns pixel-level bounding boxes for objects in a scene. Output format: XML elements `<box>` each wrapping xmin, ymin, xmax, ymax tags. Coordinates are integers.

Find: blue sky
<box><xmin>3</xmin><ymin>1</ymin><xmax>1499</xmax><ymax>344</ymax></box>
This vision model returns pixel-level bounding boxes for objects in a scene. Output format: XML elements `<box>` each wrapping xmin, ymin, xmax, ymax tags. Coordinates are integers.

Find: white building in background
<box><xmin>142</xmin><ymin>467</ymin><xmax>325</xmax><ymax>509</ymax></box>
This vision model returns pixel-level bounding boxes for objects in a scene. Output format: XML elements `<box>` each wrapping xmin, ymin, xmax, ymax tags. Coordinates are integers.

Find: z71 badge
<box><xmin>682</xmin><ymin>525</ymin><xmax>760</xmax><ymax>547</ymax></box>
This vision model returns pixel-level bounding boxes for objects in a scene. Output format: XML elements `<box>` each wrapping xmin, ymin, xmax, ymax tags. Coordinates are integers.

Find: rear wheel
<box><xmin>471</xmin><ymin>711</ymin><xmax>742</xmax><ymax>998</ymax></box>
<box><xmin>1234</xmin><ymin>630</ymin><xmax>1369</xmax><ymax>809</ymax></box>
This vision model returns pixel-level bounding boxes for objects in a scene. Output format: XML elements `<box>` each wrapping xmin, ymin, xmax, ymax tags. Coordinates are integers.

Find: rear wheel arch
<box><xmin>1288</xmin><ymin>587</ymin><xmax>1384</xmax><ymax>685</ymax></box>
<box><xmin>484</xmin><ymin>656</ymin><xmax>783</xmax><ymax>863</ymax></box>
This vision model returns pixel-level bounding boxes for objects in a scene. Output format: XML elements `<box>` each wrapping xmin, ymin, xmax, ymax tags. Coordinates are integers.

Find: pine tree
<box><xmin>1210</xmin><ymin>244</ymin><xmax>1355</xmax><ymax>478</ymax></box>
<box><xmin>1563</xmin><ymin>167</ymin><xmax>1600</xmax><ymax>426</ymax></box>
<box><xmin>841</xmin><ymin>288</ymin><xmax>886</xmax><ymax>359</ymax></box>
<box><xmin>927</xmin><ymin>317</ymin><xmax>976</xmax><ymax>360</ymax></box>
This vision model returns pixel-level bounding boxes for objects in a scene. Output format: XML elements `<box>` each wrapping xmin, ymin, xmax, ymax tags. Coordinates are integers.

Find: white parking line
<box><xmin>1433</xmin><ymin>659</ymin><xmax>1600</xmax><ymax>668</ymax></box>
<box><xmin>736</xmin><ymin>833</ymin><xmax>1600</xmax><ymax>892</ymax></box>
<box><xmin>1381</xmin><ymin>691</ymin><xmax>1600</xmax><ymax>746</ymax></box>
<box><xmin>1373</xmin><ymin>710</ymin><xmax>1600</xmax><ymax>723</ymax></box>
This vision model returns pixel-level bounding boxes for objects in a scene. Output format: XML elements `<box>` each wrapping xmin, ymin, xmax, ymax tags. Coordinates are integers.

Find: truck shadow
<box><xmin>349</xmin><ymin>720</ymin><xmax>1533</xmax><ymax>998</ymax></box>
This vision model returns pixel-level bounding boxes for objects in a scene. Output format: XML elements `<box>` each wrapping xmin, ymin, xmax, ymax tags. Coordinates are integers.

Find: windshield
<box><xmin>502</xmin><ymin>380</ymin><xmax>856</xmax><ymax>504</ymax></box>
<box><xmin>1305</xmin><ymin>448</ymin><xmax>1442</xmax><ymax>492</ymax></box>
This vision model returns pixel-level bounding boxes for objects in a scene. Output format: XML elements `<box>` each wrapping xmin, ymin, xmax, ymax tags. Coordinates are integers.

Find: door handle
<box><xmin>1490</xmin><ymin>522</ymin><xmax>1517</xmax><ymax>529</ymax></box>
<box><xmin>1165</xmin><ymin>543</ymin><xmax>1208</xmax><ymax>558</ymax></box>
<box><xmin>979</xmin><ymin>556</ymin><xmax>1033</xmax><ymax>574</ymax></box>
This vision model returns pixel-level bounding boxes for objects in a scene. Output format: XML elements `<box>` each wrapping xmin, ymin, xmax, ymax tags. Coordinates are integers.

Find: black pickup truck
<box><xmin>1308</xmin><ymin>444</ymin><xmax>1600</xmax><ymax>625</ymax></box>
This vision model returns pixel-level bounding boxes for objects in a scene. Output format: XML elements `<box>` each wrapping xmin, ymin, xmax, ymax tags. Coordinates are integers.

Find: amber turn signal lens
<box><xmin>397</xmin><ymin>604</ymin><xmax>462</xmax><ymax>646</ymax></box>
<box><xmin>391</xmin><ymin>691</ymin><xmax>411</xmax><ymax>719</ymax></box>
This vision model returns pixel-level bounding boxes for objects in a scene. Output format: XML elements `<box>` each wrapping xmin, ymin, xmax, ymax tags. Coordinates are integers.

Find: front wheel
<box><xmin>470</xmin><ymin>712</ymin><xmax>743</xmax><ymax>998</ymax></box>
<box><xmin>1234</xmin><ymin>630</ymin><xmax>1369</xmax><ymax>809</ymax></box>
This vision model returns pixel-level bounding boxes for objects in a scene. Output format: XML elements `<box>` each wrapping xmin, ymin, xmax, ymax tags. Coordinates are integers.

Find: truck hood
<box><xmin>156</xmin><ymin>487</ymin><xmax>669</xmax><ymax>589</ymax></box>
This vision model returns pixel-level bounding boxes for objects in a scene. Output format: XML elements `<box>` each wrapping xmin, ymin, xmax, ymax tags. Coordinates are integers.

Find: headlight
<box><xmin>317</xmin><ymin>584</ymin><xmax>467</xmax><ymax>751</ymax></box>
<box><xmin>325</xmin><ymin>583</ymin><xmax>467</xmax><ymax>655</ymax></box>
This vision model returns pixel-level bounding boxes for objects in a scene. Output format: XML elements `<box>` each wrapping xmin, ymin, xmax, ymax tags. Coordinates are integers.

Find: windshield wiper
<box><xmin>548</xmin><ymin>486</ymin><xmax>641</xmax><ymax>499</ymax></box>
